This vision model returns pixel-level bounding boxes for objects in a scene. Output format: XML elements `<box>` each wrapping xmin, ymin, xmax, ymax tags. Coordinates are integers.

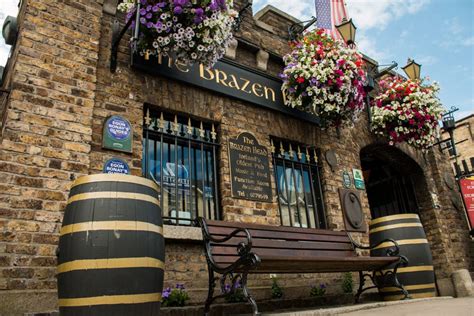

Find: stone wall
<box><xmin>0</xmin><ymin>0</ymin><xmax>472</xmax><ymax>314</ymax></box>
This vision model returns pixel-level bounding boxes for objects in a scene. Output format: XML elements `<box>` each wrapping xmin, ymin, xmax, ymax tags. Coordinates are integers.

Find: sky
<box><xmin>1</xmin><ymin>0</ymin><xmax>473</xmax><ymax>119</ymax></box>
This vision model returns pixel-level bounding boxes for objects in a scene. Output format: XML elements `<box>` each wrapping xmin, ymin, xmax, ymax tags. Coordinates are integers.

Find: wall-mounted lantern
<box><xmin>402</xmin><ymin>58</ymin><xmax>421</xmax><ymax>80</ymax></box>
<box><xmin>2</xmin><ymin>16</ymin><xmax>18</xmax><ymax>46</ymax></box>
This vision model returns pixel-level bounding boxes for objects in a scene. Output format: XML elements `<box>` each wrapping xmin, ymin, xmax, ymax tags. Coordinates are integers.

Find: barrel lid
<box><xmin>369</xmin><ymin>213</ymin><xmax>420</xmax><ymax>226</ymax></box>
<box><xmin>71</xmin><ymin>174</ymin><xmax>159</xmax><ymax>192</ymax></box>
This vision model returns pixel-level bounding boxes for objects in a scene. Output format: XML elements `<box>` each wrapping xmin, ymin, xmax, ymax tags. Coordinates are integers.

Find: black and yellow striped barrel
<box><xmin>369</xmin><ymin>214</ymin><xmax>435</xmax><ymax>301</ymax></box>
<box><xmin>57</xmin><ymin>174</ymin><xmax>164</xmax><ymax>315</ymax></box>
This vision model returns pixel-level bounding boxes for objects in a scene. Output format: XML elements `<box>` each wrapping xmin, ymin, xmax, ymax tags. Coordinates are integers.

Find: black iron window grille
<box><xmin>270</xmin><ymin>139</ymin><xmax>326</xmax><ymax>229</ymax></box>
<box><xmin>143</xmin><ymin>108</ymin><xmax>220</xmax><ymax>225</ymax></box>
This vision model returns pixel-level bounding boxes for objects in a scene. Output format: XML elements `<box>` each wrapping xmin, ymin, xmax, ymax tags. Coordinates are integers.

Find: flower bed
<box><xmin>281</xmin><ymin>29</ymin><xmax>366</xmax><ymax>127</ymax></box>
<box><xmin>118</xmin><ymin>0</ymin><xmax>238</xmax><ymax>67</ymax></box>
<box><xmin>371</xmin><ymin>77</ymin><xmax>444</xmax><ymax>150</ymax></box>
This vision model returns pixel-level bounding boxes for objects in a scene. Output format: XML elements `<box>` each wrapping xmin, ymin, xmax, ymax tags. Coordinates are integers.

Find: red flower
<box><xmin>296</xmin><ymin>77</ymin><xmax>305</xmax><ymax>84</ymax></box>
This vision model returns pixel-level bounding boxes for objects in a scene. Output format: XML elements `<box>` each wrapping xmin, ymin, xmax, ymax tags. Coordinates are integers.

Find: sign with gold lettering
<box><xmin>132</xmin><ymin>53</ymin><xmax>320</xmax><ymax>125</ymax></box>
<box><xmin>228</xmin><ymin>132</ymin><xmax>273</xmax><ymax>202</ymax></box>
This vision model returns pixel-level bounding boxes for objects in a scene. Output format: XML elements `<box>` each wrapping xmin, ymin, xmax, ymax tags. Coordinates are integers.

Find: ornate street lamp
<box><xmin>402</xmin><ymin>58</ymin><xmax>421</xmax><ymax>80</ymax></box>
<box><xmin>336</xmin><ymin>18</ymin><xmax>357</xmax><ymax>46</ymax></box>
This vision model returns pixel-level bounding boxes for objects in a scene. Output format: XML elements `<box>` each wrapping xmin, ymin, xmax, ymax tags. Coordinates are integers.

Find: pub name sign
<box><xmin>132</xmin><ymin>54</ymin><xmax>319</xmax><ymax>124</ymax></box>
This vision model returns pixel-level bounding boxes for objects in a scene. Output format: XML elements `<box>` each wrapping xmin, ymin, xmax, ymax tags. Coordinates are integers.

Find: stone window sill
<box><xmin>163</xmin><ymin>224</ymin><xmax>203</xmax><ymax>242</ymax></box>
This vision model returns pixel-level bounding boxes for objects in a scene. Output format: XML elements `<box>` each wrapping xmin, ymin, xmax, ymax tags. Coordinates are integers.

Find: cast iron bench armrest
<box><xmin>197</xmin><ymin>217</ymin><xmax>257</xmax><ymax>274</ymax></box>
<box><xmin>347</xmin><ymin>232</ymin><xmax>400</xmax><ymax>256</ymax></box>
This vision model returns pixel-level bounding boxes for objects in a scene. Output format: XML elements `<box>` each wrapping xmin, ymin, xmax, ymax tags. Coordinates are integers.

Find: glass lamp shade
<box><xmin>336</xmin><ymin>18</ymin><xmax>356</xmax><ymax>45</ymax></box>
<box><xmin>442</xmin><ymin>117</ymin><xmax>456</xmax><ymax>131</ymax></box>
<box><xmin>402</xmin><ymin>59</ymin><xmax>421</xmax><ymax>80</ymax></box>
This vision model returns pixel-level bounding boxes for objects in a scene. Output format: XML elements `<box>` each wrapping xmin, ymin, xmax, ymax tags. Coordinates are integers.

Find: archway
<box><xmin>360</xmin><ymin>144</ymin><xmax>425</xmax><ymax>219</ymax></box>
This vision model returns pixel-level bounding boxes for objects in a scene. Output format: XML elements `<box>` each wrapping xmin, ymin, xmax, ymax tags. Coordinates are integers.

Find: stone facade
<box><xmin>0</xmin><ymin>1</ymin><xmax>472</xmax><ymax>315</ymax></box>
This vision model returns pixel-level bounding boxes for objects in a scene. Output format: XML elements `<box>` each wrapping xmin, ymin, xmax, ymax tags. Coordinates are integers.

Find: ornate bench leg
<box><xmin>204</xmin><ymin>267</ymin><xmax>216</xmax><ymax>316</ymax></box>
<box><xmin>241</xmin><ymin>272</ymin><xmax>259</xmax><ymax>315</ymax></box>
<box><xmin>355</xmin><ymin>271</ymin><xmax>365</xmax><ymax>303</ymax></box>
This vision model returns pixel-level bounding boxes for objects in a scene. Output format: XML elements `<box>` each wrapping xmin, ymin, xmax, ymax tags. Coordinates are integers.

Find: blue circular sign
<box><xmin>106</xmin><ymin>116</ymin><xmax>131</xmax><ymax>141</ymax></box>
<box><xmin>103</xmin><ymin>158</ymin><xmax>130</xmax><ymax>175</ymax></box>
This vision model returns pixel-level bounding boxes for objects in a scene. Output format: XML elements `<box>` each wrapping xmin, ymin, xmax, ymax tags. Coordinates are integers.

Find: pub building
<box><xmin>0</xmin><ymin>1</ymin><xmax>473</xmax><ymax>315</ymax></box>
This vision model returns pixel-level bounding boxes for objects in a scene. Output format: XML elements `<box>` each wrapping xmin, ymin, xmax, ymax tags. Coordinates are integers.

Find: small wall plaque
<box><xmin>352</xmin><ymin>168</ymin><xmax>365</xmax><ymax>190</ymax></box>
<box><xmin>103</xmin><ymin>158</ymin><xmax>130</xmax><ymax>175</ymax></box>
<box><xmin>228</xmin><ymin>132</ymin><xmax>273</xmax><ymax>202</ymax></box>
<box><xmin>342</xmin><ymin>171</ymin><xmax>352</xmax><ymax>188</ymax></box>
<box><xmin>338</xmin><ymin>188</ymin><xmax>367</xmax><ymax>233</ymax></box>
<box><xmin>102</xmin><ymin>115</ymin><xmax>133</xmax><ymax>153</ymax></box>
<box><xmin>325</xmin><ymin>150</ymin><xmax>338</xmax><ymax>172</ymax></box>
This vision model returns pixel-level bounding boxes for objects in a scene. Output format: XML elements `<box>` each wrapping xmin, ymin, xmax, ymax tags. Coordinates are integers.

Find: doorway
<box><xmin>360</xmin><ymin>145</ymin><xmax>422</xmax><ymax>219</ymax></box>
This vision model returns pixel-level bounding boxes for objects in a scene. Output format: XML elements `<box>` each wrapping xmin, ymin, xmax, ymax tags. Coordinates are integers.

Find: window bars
<box><xmin>270</xmin><ymin>139</ymin><xmax>326</xmax><ymax>229</ymax></box>
<box><xmin>143</xmin><ymin>108</ymin><xmax>220</xmax><ymax>225</ymax></box>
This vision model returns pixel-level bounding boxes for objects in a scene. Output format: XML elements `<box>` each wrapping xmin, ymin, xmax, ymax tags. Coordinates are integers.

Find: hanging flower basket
<box><xmin>280</xmin><ymin>29</ymin><xmax>366</xmax><ymax>127</ymax></box>
<box><xmin>371</xmin><ymin>77</ymin><xmax>444</xmax><ymax>151</ymax></box>
<box><xmin>118</xmin><ymin>0</ymin><xmax>238</xmax><ymax>67</ymax></box>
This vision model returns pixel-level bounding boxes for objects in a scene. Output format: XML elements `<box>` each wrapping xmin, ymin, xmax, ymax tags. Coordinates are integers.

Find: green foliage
<box><xmin>162</xmin><ymin>284</ymin><xmax>190</xmax><ymax>307</ymax></box>
<box><xmin>310</xmin><ymin>283</ymin><xmax>327</xmax><ymax>297</ymax></box>
<box><xmin>271</xmin><ymin>277</ymin><xmax>283</xmax><ymax>299</ymax></box>
<box><xmin>342</xmin><ymin>272</ymin><xmax>354</xmax><ymax>294</ymax></box>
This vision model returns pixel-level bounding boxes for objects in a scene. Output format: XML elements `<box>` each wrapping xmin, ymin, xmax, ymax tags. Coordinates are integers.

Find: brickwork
<box><xmin>0</xmin><ymin>0</ymin><xmax>472</xmax><ymax>314</ymax></box>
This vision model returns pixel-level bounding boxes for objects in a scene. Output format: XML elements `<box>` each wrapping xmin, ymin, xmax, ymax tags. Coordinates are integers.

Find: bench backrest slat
<box><xmin>204</xmin><ymin>220</ymin><xmax>356</xmax><ymax>263</ymax></box>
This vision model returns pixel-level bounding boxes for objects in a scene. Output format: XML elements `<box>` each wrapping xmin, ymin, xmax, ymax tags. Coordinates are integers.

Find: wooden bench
<box><xmin>197</xmin><ymin>218</ymin><xmax>409</xmax><ymax>315</ymax></box>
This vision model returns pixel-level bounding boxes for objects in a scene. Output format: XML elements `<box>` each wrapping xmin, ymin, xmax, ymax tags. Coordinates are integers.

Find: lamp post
<box><xmin>402</xmin><ymin>58</ymin><xmax>422</xmax><ymax>80</ymax></box>
<box><xmin>335</xmin><ymin>18</ymin><xmax>357</xmax><ymax>47</ymax></box>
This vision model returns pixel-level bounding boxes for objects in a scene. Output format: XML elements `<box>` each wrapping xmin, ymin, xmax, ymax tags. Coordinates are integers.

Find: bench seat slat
<box><xmin>212</xmin><ymin>255</ymin><xmax>398</xmax><ymax>273</ymax></box>
<box><xmin>211</xmin><ymin>246</ymin><xmax>355</xmax><ymax>258</ymax></box>
<box><xmin>210</xmin><ymin>238</ymin><xmax>353</xmax><ymax>251</ymax></box>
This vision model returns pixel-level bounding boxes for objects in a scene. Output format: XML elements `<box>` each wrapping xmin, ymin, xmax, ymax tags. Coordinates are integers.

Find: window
<box><xmin>270</xmin><ymin>138</ymin><xmax>326</xmax><ymax>229</ymax></box>
<box><xmin>143</xmin><ymin>108</ymin><xmax>220</xmax><ymax>225</ymax></box>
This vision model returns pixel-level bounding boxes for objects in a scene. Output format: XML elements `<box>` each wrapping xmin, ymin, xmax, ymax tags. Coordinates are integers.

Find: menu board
<box><xmin>460</xmin><ymin>176</ymin><xmax>474</xmax><ymax>230</ymax></box>
<box><xmin>228</xmin><ymin>132</ymin><xmax>273</xmax><ymax>202</ymax></box>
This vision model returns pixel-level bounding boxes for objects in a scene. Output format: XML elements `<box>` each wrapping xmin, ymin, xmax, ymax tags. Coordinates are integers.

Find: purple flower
<box><xmin>217</xmin><ymin>0</ymin><xmax>227</xmax><ymax>9</ymax></box>
<box><xmin>146</xmin><ymin>22</ymin><xmax>154</xmax><ymax>28</ymax></box>
<box><xmin>289</xmin><ymin>87</ymin><xmax>296</xmax><ymax>93</ymax></box>
<box><xmin>320</xmin><ymin>283</ymin><xmax>326</xmax><ymax>289</ymax></box>
<box><xmin>157</xmin><ymin>2</ymin><xmax>167</xmax><ymax>8</ymax></box>
<box><xmin>174</xmin><ymin>6</ymin><xmax>183</xmax><ymax>14</ymax></box>
<box><xmin>209</xmin><ymin>1</ymin><xmax>219</xmax><ymax>11</ymax></box>
<box><xmin>140</xmin><ymin>17</ymin><xmax>146</xmax><ymax>24</ymax></box>
<box><xmin>146</xmin><ymin>5</ymin><xmax>152</xmax><ymax>11</ymax></box>
<box><xmin>195</xmin><ymin>8</ymin><xmax>204</xmax><ymax>16</ymax></box>
<box><xmin>173</xmin><ymin>0</ymin><xmax>188</xmax><ymax>6</ymax></box>
<box><xmin>163</xmin><ymin>287</ymin><xmax>171</xmax><ymax>299</ymax></box>
<box><xmin>176</xmin><ymin>283</ymin><xmax>185</xmax><ymax>290</ymax></box>
<box><xmin>152</xmin><ymin>5</ymin><xmax>160</xmax><ymax>12</ymax></box>
<box><xmin>193</xmin><ymin>16</ymin><xmax>203</xmax><ymax>24</ymax></box>
<box><xmin>139</xmin><ymin>8</ymin><xmax>147</xmax><ymax>15</ymax></box>
<box><xmin>146</xmin><ymin>12</ymin><xmax>152</xmax><ymax>19</ymax></box>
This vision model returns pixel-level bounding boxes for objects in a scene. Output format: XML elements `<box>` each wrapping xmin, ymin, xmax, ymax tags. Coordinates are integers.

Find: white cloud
<box><xmin>356</xmin><ymin>32</ymin><xmax>390</xmax><ymax>61</ymax></box>
<box><xmin>0</xmin><ymin>0</ymin><xmax>20</xmax><ymax>67</ymax></box>
<box><xmin>346</xmin><ymin>0</ymin><xmax>430</xmax><ymax>30</ymax></box>
<box><xmin>416</xmin><ymin>55</ymin><xmax>438</xmax><ymax>66</ymax></box>
<box><xmin>444</xmin><ymin>17</ymin><xmax>463</xmax><ymax>35</ymax></box>
<box><xmin>462</xmin><ymin>36</ymin><xmax>474</xmax><ymax>47</ymax></box>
